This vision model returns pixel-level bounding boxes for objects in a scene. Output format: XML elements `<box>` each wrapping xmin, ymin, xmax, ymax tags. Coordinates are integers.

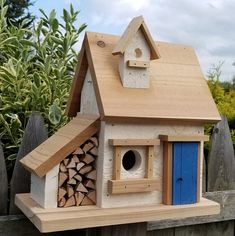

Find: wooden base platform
<box><xmin>15</xmin><ymin>193</ymin><xmax>220</xmax><ymax>233</ymax></box>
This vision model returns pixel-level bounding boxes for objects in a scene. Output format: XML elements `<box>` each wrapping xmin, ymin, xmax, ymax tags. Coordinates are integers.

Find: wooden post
<box><xmin>207</xmin><ymin>115</ymin><xmax>235</xmax><ymax>191</ymax></box>
<box><xmin>9</xmin><ymin>113</ymin><xmax>48</xmax><ymax>214</ymax></box>
<box><xmin>0</xmin><ymin>142</ymin><xmax>8</xmax><ymax>215</ymax></box>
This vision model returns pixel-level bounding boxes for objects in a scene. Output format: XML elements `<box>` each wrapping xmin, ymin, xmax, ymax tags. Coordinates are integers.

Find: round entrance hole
<box><xmin>135</xmin><ymin>48</ymin><xmax>142</xmax><ymax>58</ymax></box>
<box><xmin>122</xmin><ymin>150</ymin><xmax>141</xmax><ymax>171</ymax></box>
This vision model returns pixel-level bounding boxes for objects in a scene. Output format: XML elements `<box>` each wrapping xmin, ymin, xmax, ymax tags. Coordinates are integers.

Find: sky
<box><xmin>30</xmin><ymin>0</ymin><xmax>235</xmax><ymax>81</ymax></box>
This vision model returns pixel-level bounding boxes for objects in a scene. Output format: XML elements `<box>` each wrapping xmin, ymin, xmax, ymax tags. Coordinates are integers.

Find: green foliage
<box><xmin>206</xmin><ymin>62</ymin><xmax>235</xmax><ymax>150</ymax></box>
<box><xmin>4</xmin><ymin>0</ymin><xmax>35</xmax><ymax>27</ymax></box>
<box><xmin>0</xmin><ymin>0</ymin><xmax>87</xmax><ymax>167</ymax></box>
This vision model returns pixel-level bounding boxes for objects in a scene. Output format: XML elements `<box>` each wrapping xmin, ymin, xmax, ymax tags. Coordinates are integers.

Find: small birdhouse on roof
<box><xmin>15</xmin><ymin>15</ymin><xmax>221</xmax><ymax>233</ymax></box>
<box><xmin>112</xmin><ymin>16</ymin><xmax>160</xmax><ymax>88</ymax></box>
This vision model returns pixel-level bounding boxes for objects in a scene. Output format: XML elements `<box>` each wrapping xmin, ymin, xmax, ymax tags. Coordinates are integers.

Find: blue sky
<box><xmin>30</xmin><ymin>0</ymin><xmax>235</xmax><ymax>81</ymax></box>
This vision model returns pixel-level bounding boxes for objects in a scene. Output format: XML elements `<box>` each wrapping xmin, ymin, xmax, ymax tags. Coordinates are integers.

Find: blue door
<box><xmin>172</xmin><ymin>142</ymin><xmax>198</xmax><ymax>205</ymax></box>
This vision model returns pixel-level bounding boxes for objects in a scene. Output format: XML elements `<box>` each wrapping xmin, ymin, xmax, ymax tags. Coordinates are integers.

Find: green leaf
<box><xmin>51</xmin><ymin>19</ymin><xmax>59</xmax><ymax>32</ymax></box>
<box><xmin>48</xmin><ymin>100</ymin><xmax>62</xmax><ymax>125</ymax></box>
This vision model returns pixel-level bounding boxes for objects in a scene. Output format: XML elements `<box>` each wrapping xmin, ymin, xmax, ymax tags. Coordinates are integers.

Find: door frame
<box><xmin>159</xmin><ymin>135</ymin><xmax>209</xmax><ymax>205</ymax></box>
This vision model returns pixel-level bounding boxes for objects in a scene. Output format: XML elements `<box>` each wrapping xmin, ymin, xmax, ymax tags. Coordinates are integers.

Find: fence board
<box><xmin>175</xmin><ymin>221</ymin><xmax>234</xmax><ymax>236</ymax></box>
<box><xmin>147</xmin><ymin>228</ymin><xmax>174</xmax><ymax>236</ymax></box>
<box><xmin>0</xmin><ymin>215</ymin><xmax>89</xmax><ymax>236</ymax></box>
<box><xmin>100</xmin><ymin>223</ymin><xmax>147</xmax><ymax>236</ymax></box>
<box><xmin>0</xmin><ymin>142</ymin><xmax>8</xmax><ymax>215</ymax></box>
<box><xmin>9</xmin><ymin>114</ymin><xmax>48</xmax><ymax>214</ymax></box>
<box><xmin>207</xmin><ymin>116</ymin><xmax>235</xmax><ymax>191</ymax></box>
<box><xmin>148</xmin><ymin>190</ymin><xmax>235</xmax><ymax>230</ymax></box>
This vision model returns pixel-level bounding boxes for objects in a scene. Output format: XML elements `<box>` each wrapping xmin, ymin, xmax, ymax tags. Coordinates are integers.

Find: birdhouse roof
<box><xmin>112</xmin><ymin>15</ymin><xmax>160</xmax><ymax>60</ymax></box>
<box><xmin>20</xmin><ymin>115</ymin><xmax>99</xmax><ymax>177</ymax></box>
<box><xmin>66</xmin><ymin>31</ymin><xmax>220</xmax><ymax>124</ymax></box>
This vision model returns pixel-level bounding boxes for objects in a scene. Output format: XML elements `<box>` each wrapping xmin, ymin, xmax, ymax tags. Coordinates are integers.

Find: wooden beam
<box><xmin>108</xmin><ymin>179</ymin><xmax>160</xmax><ymax>194</ymax></box>
<box><xmin>113</xmin><ymin>147</ymin><xmax>121</xmax><ymax>180</ymax></box>
<box><xmin>109</xmin><ymin>139</ymin><xmax>160</xmax><ymax>146</ymax></box>
<box><xmin>159</xmin><ymin>135</ymin><xmax>209</xmax><ymax>142</ymax></box>
<box><xmin>145</xmin><ymin>146</ymin><xmax>154</xmax><ymax>178</ymax></box>
<box><xmin>163</xmin><ymin>142</ymin><xmax>172</xmax><ymax>205</ymax></box>
<box><xmin>65</xmin><ymin>43</ymin><xmax>88</xmax><ymax>117</ymax></box>
<box><xmin>15</xmin><ymin>193</ymin><xmax>220</xmax><ymax>233</ymax></box>
<box><xmin>127</xmin><ymin>60</ymin><xmax>150</xmax><ymax>68</ymax></box>
<box><xmin>197</xmin><ymin>143</ymin><xmax>201</xmax><ymax>202</ymax></box>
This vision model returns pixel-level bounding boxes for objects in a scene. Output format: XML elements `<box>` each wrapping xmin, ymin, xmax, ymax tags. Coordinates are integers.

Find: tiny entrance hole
<box><xmin>122</xmin><ymin>150</ymin><xmax>141</xmax><ymax>171</ymax></box>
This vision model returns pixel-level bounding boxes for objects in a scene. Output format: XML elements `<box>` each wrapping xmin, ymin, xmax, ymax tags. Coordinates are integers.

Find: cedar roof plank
<box><xmin>20</xmin><ymin>115</ymin><xmax>100</xmax><ymax>177</ymax></box>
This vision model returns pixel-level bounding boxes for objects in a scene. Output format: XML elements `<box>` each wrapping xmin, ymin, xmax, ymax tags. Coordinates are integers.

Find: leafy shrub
<box><xmin>0</xmin><ymin>0</ymin><xmax>86</xmax><ymax>170</ymax></box>
<box><xmin>205</xmin><ymin>62</ymin><xmax>235</xmax><ymax>153</ymax></box>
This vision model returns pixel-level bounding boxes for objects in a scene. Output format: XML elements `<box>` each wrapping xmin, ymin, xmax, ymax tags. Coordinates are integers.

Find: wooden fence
<box><xmin>0</xmin><ymin>114</ymin><xmax>235</xmax><ymax>236</ymax></box>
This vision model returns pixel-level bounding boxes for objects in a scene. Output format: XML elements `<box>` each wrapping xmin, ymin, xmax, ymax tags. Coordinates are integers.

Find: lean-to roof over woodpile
<box><xmin>66</xmin><ymin>32</ymin><xmax>220</xmax><ymax>123</ymax></box>
<box><xmin>20</xmin><ymin>115</ymin><xmax>100</xmax><ymax>177</ymax></box>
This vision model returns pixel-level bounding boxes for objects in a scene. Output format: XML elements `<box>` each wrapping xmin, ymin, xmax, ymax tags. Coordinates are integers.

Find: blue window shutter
<box><xmin>172</xmin><ymin>142</ymin><xmax>198</xmax><ymax>205</ymax></box>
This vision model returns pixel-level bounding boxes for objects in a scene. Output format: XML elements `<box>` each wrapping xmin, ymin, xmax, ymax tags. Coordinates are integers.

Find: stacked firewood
<box><xmin>58</xmin><ymin>136</ymin><xmax>98</xmax><ymax>207</ymax></box>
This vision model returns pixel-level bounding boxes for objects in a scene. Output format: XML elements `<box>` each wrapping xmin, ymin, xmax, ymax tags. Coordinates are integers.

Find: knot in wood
<box><xmin>97</xmin><ymin>40</ymin><xmax>106</xmax><ymax>48</ymax></box>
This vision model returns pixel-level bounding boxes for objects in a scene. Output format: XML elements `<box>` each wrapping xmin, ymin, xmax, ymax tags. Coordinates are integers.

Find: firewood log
<box><xmin>75</xmin><ymin>192</ymin><xmax>85</xmax><ymax>206</ymax></box>
<box><xmin>64</xmin><ymin>196</ymin><xmax>75</xmax><ymax>207</ymax></box>
<box><xmin>72</xmin><ymin>155</ymin><xmax>80</xmax><ymax>163</ymax></box>
<box><xmin>79</xmin><ymin>165</ymin><xmax>92</xmax><ymax>175</ymax></box>
<box><xmin>67</xmin><ymin>185</ymin><xmax>74</xmax><ymax>198</ymax></box>
<box><xmin>81</xmin><ymin>196</ymin><xmax>94</xmax><ymax>206</ymax></box>
<box><xmin>74</xmin><ymin>174</ymin><xmax>82</xmax><ymax>182</ymax></box>
<box><xmin>84</xmin><ymin>179</ymin><xmax>95</xmax><ymax>190</ymax></box>
<box><xmin>76</xmin><ymin>183</ymin><xmax>88</xmax><ymax>193</ymax></box>
<box><xmin>76</xmin><ymin>162</ymin><xmax>85</xmax><ymax>171</ymax></box>
<box><xmin>59</xmin><ymin>163</ymin><xmax>67</xmax><ymax>172</ymax></box>
<box><xmin>82</xmin><ymin>142</ymin><xmax>94</xmax><ymax>153</ymax></box>
<box><xmin>89</xmin><ymin>137</ymin><xmax>98</xmax><ymax>147</ymax></box>
<box><xmin>58</xmin><ymin>187</ymin><xmax>67</xmax><ymax>201</ymax></box>
<box><xmin>85</xmin><ymin>170</ymin><xmax>96</xmax><ymax>180</ymax></box>
<box><xmin>59</xmin><ymin>172</ymin><xmax>68</xmax><ymax>187</ymax></box>
<box><xmin>87</xmin><ymin>191</ymin><xmax>96</xmax><ymax>204</ymax></box>
<box><xmin>67</xmin><ymin>178</ymin><xmax>76</xmax><ymax>185</ymax></box>
<box><xmin>89</xmin><ymin>146</ymin><xmax>98</xmax><ymax>156</ymax></box>
<box><xmin>80</xmin><ymin>153</ymin><xmax>95</xmax><ymax>164</ymax></box>
<box><xmin>73</xmin><ymin>147</ymin><xmax>84</xmax><ymax>155</ymax></box>
<box><xmin>68</xmin><ymin>169</ymin><xmax>77</xmax><ymax>180</ymax></box>
<box><xmin>58</xmin><ymin>197</ymin><xmax>66</xmax><ymax>207</ymax></box>
<box><xmin>66</xmin><ymin>158</ymin><xmax>76</xmax><ymax>168</ymax></box>
<box><xmin>63</xmin><ymin>158</ymin><xmax>69</xmax><ymax>166</ymax></box>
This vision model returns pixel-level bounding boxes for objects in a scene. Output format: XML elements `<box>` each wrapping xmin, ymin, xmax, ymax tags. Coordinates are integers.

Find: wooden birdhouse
<box><xmin>15</xmin><ymin>16</ymin><xmax>221</xmax><ymax>233</ymax></box>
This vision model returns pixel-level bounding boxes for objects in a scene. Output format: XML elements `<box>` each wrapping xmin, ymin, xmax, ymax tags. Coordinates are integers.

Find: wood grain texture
<box><xmin>113</xmin><ymin>146</ymin><xmax>121</xmax><ymax>180</ymax></box>
<box><xmin>66</xmin><ymin>30</ymin><xmax>220</xmax><ymax>122</ymax></box>
<box><xmin>207</xmin><ymin>116</ymin><xmax>235</xmax><ymax>191</ymax></box>
<box><xmin>0</xmin><ymin>215</ymin><xmax>90</xmax><ymax>236</ymax></box>
<box><xmin>146</xmin><ymin>146</ymin><xmax>154</xmax><ymax>178</ymax></box>
<box><xmin>15</xmin><ymin>193</ymin><xmax>219</xmax><ymax>233</ymax></box>
<box><xmin>100</xmin><ymin>222</ymin><xmax>147</xmax><ymax>236</ymax></box>
<box><xmin>162</xmin><ymin>142</ymin><xmax>172</xmax><ymax>205</ymax></box>
<box><xmin>10</xmin><ymin>114</ymin><xmax>48</xmax><ymax>214</ymax></box>
<box><xmin>128</xmin><ymin>60</ymin><xmax>150</xmax><ymax>68</ymax></box>
<box><xmin>66</xmin><ymin>43</ymin><xmax>88</xmax><ymax>117</ymax></box>
<box><xmin>174</xmin><ymin>221</ymin><xmax>234</xmax><ymax>236</ymax></box>
<box><xmin>0</xmin><ymin>143</ymin><xmax>8</xmax><ymax>215</ymax></box>
<box><xmin>20</xmin><ymin>115</ymin><xmax>100</xmax><ymax>177</ymax></box>
<box><xmin>109</xmin><ymin>139</ymin><xmax>160</xmax><ymax>146</ymax></box>
<box><xmin>159</xmin><ymin>135</ymin><xmax>209</xmax><ymax>142</ymax></box>
<box><xmin>108</xmin><ymin>179</ymin><xmax>160</xmax><ymax>194</ymax></box>
<box><xmin>148</xmin><ymin>190</ymin><xmax>235</xmax><ymax>230</ymax></box>
<box><xmin>86</xmin><ymin>32</ymin><xmax>220</xmax><ymax>123</ymax></box>
<box><xmin>112</xmin><ymin>16</ymin><xmax>159</xmax><ymax>60</ymax></box>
